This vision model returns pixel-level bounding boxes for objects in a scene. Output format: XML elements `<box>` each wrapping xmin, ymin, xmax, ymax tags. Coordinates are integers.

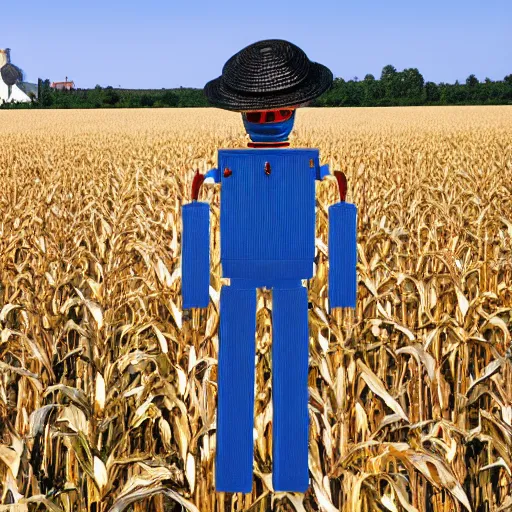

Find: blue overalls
<box><xmin>182</xmin><ymin>125</ymin><xmax>357</xmax><ymax>493</ymax></box>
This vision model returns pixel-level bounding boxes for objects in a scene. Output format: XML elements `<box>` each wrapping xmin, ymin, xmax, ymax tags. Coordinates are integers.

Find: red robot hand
<box><xmin>333</xmin><ymin>171</ymin><xmax>347</xmax><ymax>202</ymax></box>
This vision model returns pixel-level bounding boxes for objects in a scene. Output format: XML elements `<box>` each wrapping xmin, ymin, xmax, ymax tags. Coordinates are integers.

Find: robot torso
<box><xmin>218</xmin><ymin>148</ymin><xmax>320</xmax><ymax>282</ymax></box>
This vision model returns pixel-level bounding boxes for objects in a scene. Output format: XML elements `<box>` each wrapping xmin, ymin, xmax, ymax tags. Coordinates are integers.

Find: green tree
<box><xmin>87</xmin><ymin>85</ymin><xmax>104</xmax><ymax>108</ymax></box>
<box><xmin>103</xmin><ymin>86</ymin><xmax>120</xmax><ymax>106</ymax></box>
<box><xmin>139</xmin><ymin>93</ymin><xmax>154</xmax><ymax>107</ymax></box>
<box><xmin>38</xmin><ymin>78</ymin><xmax>53</xmax><ymax>107</ymax></box>
<box><xmin>380</xmin><ymin>65</ymin><xmax>399</xmax><ymax>99</ymax></box>
<box><xmin>444</xmin><ymin>83</ymin><xmax>467</xmax><ymax>104</ymax></box>
<box><xmin>162</xmin><ymin>90</ymin><xmax>179</xmax><ymax>107</ymax></box>
<box><xmin>361</xmin><ymin>74</ymin><xmax>384</xmax><ymax>105</ymax></box>
<box><xmin>399</xmin><ymin>68</ymin><xmax>425</xmax><ymax>102</ymax></box>
<box><xmin>380</xmin><ymin>65</ymin><xmax>397</xmax><ymax>81</ymax></box>
<box><xmin>425</xmin><ymin>82</ymin><xmax>440</xmax><ymax>103</ymax></box>
<box><xmin>466</xmin><ymin>74</ymin><xmax>479</xmax><ymax>87</ymax></box>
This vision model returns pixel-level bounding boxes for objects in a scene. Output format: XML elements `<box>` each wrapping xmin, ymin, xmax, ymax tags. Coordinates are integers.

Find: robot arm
<box><xmin>317</xmin><ymin>164</ymin><xmax>358</xmax><ymax>310</ymax></box>
<box><xmin>181</xmin><ymin>169</ymin><xmax>220</xmax><ymax>309</ymax></box>
<box><xmin>317</xmin><ymin>164</ymin><xmax>331</xmax><ymax>181</ymax></box>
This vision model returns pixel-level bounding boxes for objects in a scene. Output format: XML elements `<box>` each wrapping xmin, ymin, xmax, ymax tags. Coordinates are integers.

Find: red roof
<box><xmin>51</xmin><ymin>81</ymin><xmax>75</xmax><ymax>87</ymax></box>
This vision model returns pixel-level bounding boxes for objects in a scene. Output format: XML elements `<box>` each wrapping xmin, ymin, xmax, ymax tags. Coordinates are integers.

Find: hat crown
<box><xmin>1</xmin><ymin>63</ymin><xmax>22</xmax><ymax>86</ymax></box>
<box><xmin>222</xmin><ymin>39</ymin><xmax>311</xmax><ymax>94</ymax></box>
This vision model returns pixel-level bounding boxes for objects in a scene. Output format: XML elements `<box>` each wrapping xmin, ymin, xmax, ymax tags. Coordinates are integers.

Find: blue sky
<box><xmin>3</xmin><ymin>0</ymin><xmax>511</xmax><ymax>89</ymax></box>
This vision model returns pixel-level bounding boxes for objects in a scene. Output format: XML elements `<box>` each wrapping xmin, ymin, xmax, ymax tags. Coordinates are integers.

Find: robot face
<box><xmin>241</xmin><ymin>109</ymin><xmax>297</xmax><ymax>143</ymax></box>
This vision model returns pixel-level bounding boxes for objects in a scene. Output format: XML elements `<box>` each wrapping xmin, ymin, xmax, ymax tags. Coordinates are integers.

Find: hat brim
<box><xmin>203</xmin><ymin>61</ymin><xmax>333</xmax><ymax>112</ymax></box>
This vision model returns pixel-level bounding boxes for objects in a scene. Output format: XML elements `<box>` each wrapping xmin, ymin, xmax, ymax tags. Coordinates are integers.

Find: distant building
<box><xmin>0</xmin><ymin>48</ymin><xmax>36</xmax><ymax>103</ymax></box>
<box><xmin>51</xmin><ymin>76</ymin><xmax>75</xmax><ymax>90</ymax></box>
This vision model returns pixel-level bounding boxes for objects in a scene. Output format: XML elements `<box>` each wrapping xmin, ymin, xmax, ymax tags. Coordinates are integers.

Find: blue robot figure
<box><xmin>181</xmin><ymin>39</ymin><xmax>357</xmax><ymax>493</ymax></box>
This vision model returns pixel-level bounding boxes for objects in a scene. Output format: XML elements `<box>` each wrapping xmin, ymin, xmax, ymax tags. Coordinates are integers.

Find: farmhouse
<box><xmin>0</xmin><ymin>48</ymin><xmax>37</xmax><ymax>103</ymax></box>
<box><xmin>51</xmin><ymin>77</ymin><xmax>75</xmax><ymax>90</ymax></box>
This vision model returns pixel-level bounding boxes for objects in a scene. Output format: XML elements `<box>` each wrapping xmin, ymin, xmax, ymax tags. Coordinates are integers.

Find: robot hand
<box><xmin>181</xmin><ymin>171</ymin><xmax>212</xmax><ymax>310</ymax></box>
<box><xmin>327</xmin><ymin>171</ymin><xmax>357</xmax><ymax>310</ymax></box>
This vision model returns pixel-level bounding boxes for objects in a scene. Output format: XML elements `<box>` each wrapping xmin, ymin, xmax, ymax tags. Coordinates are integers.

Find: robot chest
<box><xmin>219</xmin><ymin>150</ymin><xmax>317</xmax><ymax>260</ymax></box>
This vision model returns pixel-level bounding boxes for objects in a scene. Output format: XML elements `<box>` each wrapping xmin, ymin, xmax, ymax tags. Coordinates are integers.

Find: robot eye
<box><xmin>245</xmin><ymin>112</ymin><xmax>262</xmax><ymax>123</ymax></box>
<box><xmin>265</xmin><ymin>111</ymin><xmax>275</xmax><ymax>122</ymax></box>
<box><xmin>279</xmin><ymin>110</ymin><xmax>291</xmax><ymax>118</ymax></box>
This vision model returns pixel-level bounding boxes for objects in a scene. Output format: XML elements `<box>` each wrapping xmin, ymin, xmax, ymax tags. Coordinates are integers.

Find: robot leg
<box><xmin>216</xmin><ymin>283</ymin><xmax>257</xmax><ymax>493</ymax></box>
<box><xmin>272</xmin><ymin>282</ymin><xmax>310</xmax><ymax>492</ymax></box>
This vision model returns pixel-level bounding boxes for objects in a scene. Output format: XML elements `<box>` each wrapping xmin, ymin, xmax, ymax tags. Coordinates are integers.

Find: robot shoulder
<box><xmin>204</xmin><ymin>168</ymin><xmax>221</xmax><ymax>183</ymax></box>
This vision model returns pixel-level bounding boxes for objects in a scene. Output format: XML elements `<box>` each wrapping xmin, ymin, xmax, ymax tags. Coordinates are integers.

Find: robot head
<box><xmin>241</xmin><ymin>108</ymin><xmax>296</xmax><ymax>142</ymax></box>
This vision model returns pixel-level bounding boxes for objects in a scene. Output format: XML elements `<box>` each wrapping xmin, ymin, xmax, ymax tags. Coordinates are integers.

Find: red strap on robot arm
<box><xmin>191</xmin><ymin>170</ymin><xmax>205</xmax><ymax>201</ymax></box>
<box><xmin>333</xmin><ymin>171</ymin><xmax>347</xmax><ymax>203</ymax></box>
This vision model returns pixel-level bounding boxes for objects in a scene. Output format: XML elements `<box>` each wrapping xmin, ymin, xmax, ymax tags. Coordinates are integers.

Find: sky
<box><xmin>3</xmin><ymin>0</ymin><xmax>511</xmax><ymax>89</ymax></box>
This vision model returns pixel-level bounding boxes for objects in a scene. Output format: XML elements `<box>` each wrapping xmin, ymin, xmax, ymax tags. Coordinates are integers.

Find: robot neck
<box><xmin>247</xmin><ymin>141</ymin><xmax>290</xmax><ymax>148</ymax></box>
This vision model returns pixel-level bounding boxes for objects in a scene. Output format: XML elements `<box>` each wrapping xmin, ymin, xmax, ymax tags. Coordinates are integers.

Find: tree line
<box><xmin>2</xmin><ymin>65</ymin><xmax>512</xmax><ymax>109</ymax></box>
<box><xmin>312</xmin><ymin>66</ymin><xmax>512</xmax><ymax>107</ymax></box>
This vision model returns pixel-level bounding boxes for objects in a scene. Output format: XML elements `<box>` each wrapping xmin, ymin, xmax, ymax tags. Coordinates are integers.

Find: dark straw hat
<box><xmin>204</xmin><ymin>39</ymin><xmax>333</xmax><ymax>112</ymax></box>
<box><xmin>1</xmin><ymin>63</ymin><xmax>22</xmax><ymax>86</ymax></box>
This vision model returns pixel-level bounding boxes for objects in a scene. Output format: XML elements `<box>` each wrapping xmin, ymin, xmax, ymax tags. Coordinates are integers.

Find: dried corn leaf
<box><xmin>357</xmin><ymin>360</ymin><xmax>409</xmax><ymax>422</ymax></box>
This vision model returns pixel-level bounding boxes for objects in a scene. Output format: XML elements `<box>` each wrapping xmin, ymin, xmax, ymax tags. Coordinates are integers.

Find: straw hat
<box><xmin>204</xmin><ymin>39</ymin><xmax>333</xmax><ymax>111</ymax></box>
<box><xmin>1</xmin><ymin>63</ymin><xmax>22</xmax><ymax>86</ymax></box>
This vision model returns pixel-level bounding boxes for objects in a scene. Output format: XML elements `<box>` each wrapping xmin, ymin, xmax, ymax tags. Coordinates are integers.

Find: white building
<box><xmin>0</xmin><ymin>48</ymin><xmax>33</xmax><ymax>104</ymax></box>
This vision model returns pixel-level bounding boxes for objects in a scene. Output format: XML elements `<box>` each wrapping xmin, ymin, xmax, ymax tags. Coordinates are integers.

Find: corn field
<box><xmin>0</xmin><ymin>106</ymin><xmax>511</xmax><ymax>512</ymax></box>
